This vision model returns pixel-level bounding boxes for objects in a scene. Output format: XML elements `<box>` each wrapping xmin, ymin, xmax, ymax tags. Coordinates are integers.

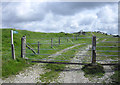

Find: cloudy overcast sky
<box><xmin>2</xmin><ymin>1</ymin><xmax>118</xmax><ymax>34</ymax></box>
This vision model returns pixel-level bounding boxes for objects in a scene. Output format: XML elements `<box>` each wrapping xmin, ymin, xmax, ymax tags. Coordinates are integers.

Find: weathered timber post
<box><xmin>38</xmin><ymin>41</ymin><xmax>40</xmax><ymax>54</ymax></box>
<box><xmin>51</xmin><ymin>38</ymin><xmax>53</xmax><ymax>48</ymax></box>
<box><xmin>91</xmin><ymin>36</ymin><xmax>96</xmax><ymax>64</ymax></box>
<box><xmin>21</xmin><ymin>36</ymin><xmax>26</xmax><ymax>58</ymax></box>
<box><xmin>11</xmin><ymin>30</ymin><xmax>15</xmax><ymax>60</ymax></box>
<box><xmin>59</xmin><ymin>37</ymin><xmax>60</xmax><ymax>45</ymax></box>
<box><xmin>72</xmin><ymin>36</ymin><xmax>74</xmax><ymax>41</ymax></box>
<box><xmin>67</xmin><ymin>37</ymin><xmax>68</xmax><ymax>42</ymax></box>
<box><xmin>76</xmin><ymin>36</ymin><xmax>78</xmax><ymax>40</ymax></box>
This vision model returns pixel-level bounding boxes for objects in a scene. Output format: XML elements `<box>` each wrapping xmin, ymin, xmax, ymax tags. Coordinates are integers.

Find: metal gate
<box><xmin>21</xmin><ymin>35</ymin><xmax>119</xmax><ymax>65</ymax></box>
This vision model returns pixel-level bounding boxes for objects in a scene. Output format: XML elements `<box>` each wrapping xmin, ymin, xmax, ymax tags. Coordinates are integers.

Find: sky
<box><xmin>1</xmin><ymin>1</ymin><xmax>118</xmax><ymax>35</ymax></box>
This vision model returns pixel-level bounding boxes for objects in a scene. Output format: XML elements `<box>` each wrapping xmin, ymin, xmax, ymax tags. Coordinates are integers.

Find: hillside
<box><xmin>1</xmin><ymin>29</ymin><xmax>119</xmax><ymax>84</ymax></box>
<box><xmin>2</xmin><ymin>28</ymin><xmax>89</xmax><ymax>77</ymax></box>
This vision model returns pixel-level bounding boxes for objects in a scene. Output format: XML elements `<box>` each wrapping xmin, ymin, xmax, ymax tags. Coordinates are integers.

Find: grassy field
<box><xmin>2</xmin><ymin>29</ymin><xmax>91</xmax><ymax>78</ymax></box>
<box><xmin>1</xmin><ymin>29</ymin><xmax>119</xmax><ymax>84</ymax></box>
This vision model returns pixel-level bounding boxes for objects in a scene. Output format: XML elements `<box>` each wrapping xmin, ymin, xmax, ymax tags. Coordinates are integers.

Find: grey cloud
<box><xmin>45</xmin><ymin>2</ymin><xmax>116</xmax><ymax>16</ymax></box>
<box><xmin>79</xmin><ymin>16</ymin><xmax>95</xmax><ymax>25</ymax></box>
<box><xmin>2</xmin><ymin>2</ymin><xmax>115</xmax><ymax>24</ymax></box>
<box><xmin>2</xmin><ymin>2</ymin><xmax>46</xmax><ymax>25</ymax></box>
<box><xmin>1</xmin><ymin>2</ymin><xmax>118</xmax><ymax>35</ymax></box>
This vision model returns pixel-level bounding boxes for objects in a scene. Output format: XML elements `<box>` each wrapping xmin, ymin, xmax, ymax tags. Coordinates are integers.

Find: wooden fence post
<box><xmin>11</xmin><ymin>30</ymin><xmax>15</xmax><ymax>60</ymax></box>
<box><xmin>92</xmin><ymin>36</ymin><xmax>96</xmax><ymax>64</ymax></box>
<box><xmin>51</xmin><ymin>38</ymin><xmax>53</xmax><ymax>48</ymax></box>
<box><xmin>67</xmin><ymin>37</ymin><xmax>68</xmax><ymax>42</ymax></box>
<box><xmin>72</xmin><ymin>36</ymin><xmax>74</xmax><ymax>41</ymax></box>
<box><xmin>59</xmin><ymin>37</ymin><xmax>60</xmax><ymax>45</ymax></box>
<box><xmin>76</xmin><ymin>36</ymin><xmax>78</xmax><ymax>40</ymax></box>
<box><xmin>38</xmin><ymin>41</ymin><xmax>40</xmax><ymax>54</ymax></box>
<box><xmin>21</xmin><ymin>36</ymin><xmax>26</xmax><ymax>58</ymax></box>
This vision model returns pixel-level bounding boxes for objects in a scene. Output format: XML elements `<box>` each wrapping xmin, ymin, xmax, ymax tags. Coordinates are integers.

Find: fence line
<box><xmin>25</xmin><ymin>57</ymin><xmax>118</xmax><ymax>62</ymax></box>
<box><xmin>25</xmin><ymin>57</ymin><xmax>91</xmax><ymax>62</ymax></box>
<box><xmin>26</xmin><ymin>54</ymin><xmax>118</xmax><ymax>57</ymax></box>
<box><xmin>27</xmin><ymin>37</ymin><xmax>92</xmax><ymax>39</ymax></box>
<box><xmin>26</xmin><ymin>58</ymin><xmax>118</xmax><ymax>65</ymax></box>
<box><xmin>96</xmin><ymin>54</ymin><xmax>118</xmax><ymax>57</ymax></box>
<box><xmin>97</xmin><ymin>37</ymin><xmax>119</xmax><ymax>38</ymax></box>
<box><xmin>27</xmin><ymin>42</ymin><xmax>91</xmax><ymax>45</ymax></box>
<box><xmin>26</xmin><ymin>53</ymin><xmax>91</xmax><ymax>57</ymax></box>
<box><xmin>96</xmin><ymin>50</ymin><xmax>120</xmax><ymax>52</ymax></box>
<box><xmin>96</xmin><ymin>60</ymin><xmax>118</xmax><ymax>62</ymax></box>
<box><xmin>98</xmin><ymin>41</ymin><xmax>120</xmax><ymax>43</ymax></box>
<box><xmin>25</xmin><ymin>48</ymin><xmax>92</xmax><ymax>51</ymax></box>
<box><xmin>21</xmin><ymin>35</ymin><xmax>119</xmax><ymax>65</ymax></box>
<box><xmin>96</xmin><ymin>46</ymin><xmax>120</xmax><ymax>48</ymax></box>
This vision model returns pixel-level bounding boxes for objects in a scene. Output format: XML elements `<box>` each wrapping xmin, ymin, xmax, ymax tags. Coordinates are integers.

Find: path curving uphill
<box><xmin>1</xmin><ymin>44</ymin><xmax>82</xmax><ymax>83</ymax></box>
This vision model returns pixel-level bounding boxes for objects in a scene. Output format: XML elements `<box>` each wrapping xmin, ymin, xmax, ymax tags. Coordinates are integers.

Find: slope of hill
<box><xmin>1</xmin><ymin>29</ymin><xmax>119</xmax><ymax>84</ymax></box>
<box><xmin>2</xmin><ymin>28</ymin><xmax>88</xmax><ymax>78</ymax></box>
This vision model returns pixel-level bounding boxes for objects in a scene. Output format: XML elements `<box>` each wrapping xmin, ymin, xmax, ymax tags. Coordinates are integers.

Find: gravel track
<box><xmin>1</xmin><ymin>39</ymin><xmax>115</xmax><ymax>83</ymax></box>
<box><xmin>57</xmin><ymin>39</ymin><xmax>114</xmax><ymax>83</ymax></box>
<box><xmin>1</xmin><ymin>44</ymin><xmax>82</xmax><ymax>84</ymax></box>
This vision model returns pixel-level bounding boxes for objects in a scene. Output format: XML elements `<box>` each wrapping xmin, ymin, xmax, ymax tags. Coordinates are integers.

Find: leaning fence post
<box><xmin>59</xmin><ymin>37</ymin><xmax>60</xmax><ymax>45</ymax></box>
<box><xmin>38</xmin><ymin>41</ymin><xmax>40</xmax><ymax>54</ymax></box>
<box><xmin>92</xmin><ymin>36</ymin><xmax>96</xmax><ymax>64</ymax></box>
<box><xmin>11</xmin><ymin>30</ymin><xmax>15</xmax><ymax>60</ymax></box>
<box><xmin>51</xmin><ymin>38</ymin><xmax>53</xmax><ymax>48</ymax></box>
<box><xmin>21</xmin><ymin>36</ymin><xmax>26</xmax><ymax>58</ymax></box>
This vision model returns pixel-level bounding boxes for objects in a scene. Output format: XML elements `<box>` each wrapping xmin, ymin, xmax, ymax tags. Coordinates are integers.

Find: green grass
<box><xmin>2</xmin><ymin>28</ymin><xmax>91</xmax><ymax>78</ymax></box>
<box><xmin>82</xmin><ymin>63</ymin><xmax>105</xmax><ymax>77</ymax></box>
<box><xmin>2</xmin><ymin>29</ymin><xmax>119</xmax><ymax>83</ymax></box>
<box><xmin>93</xmin><ymin>32</ymin><xmax>119</xmax><ymax>83</ymax></box>
<box><xmin>1</xmin><ymin>29</ymin><xmax>73</xmax><ymax>78</ymax></box>
<box><xmin>39</xmin><ymin>41</ymin><xmax>90</xmax><ymax>82</ymax></box>
<box><xmin>110</xmin><ymin>63</ymin><xmax>120</xmax><ymax>84</ymax></box>
<box><xmin>0</xmin><ymin>29</ymin><xmax>2</xmax><ymax>78</ymax></box>
<box><xmin>78</xmin><ymin>32</ymin><xmax>119</xmax><ymax>83</ymax></box>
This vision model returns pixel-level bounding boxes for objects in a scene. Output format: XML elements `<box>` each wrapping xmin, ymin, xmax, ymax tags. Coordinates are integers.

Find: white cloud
<box><xmin>2</xmin><ymin>2</ymin><xmax>118</xmax><ymax>34</ymax></box>
<box><xmin>97</xmin><ymin>4</ymin><xmax>118</xmax><ymax>24</ymax></box>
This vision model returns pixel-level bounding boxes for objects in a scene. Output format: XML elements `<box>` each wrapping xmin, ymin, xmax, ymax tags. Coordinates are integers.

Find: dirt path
<box><xmin>57</xmin><ymin>39</ymin><xmax>114</xmax><ymax>83</ymax></box>
<box><xmin>1</xmin><ymin>44</ymin><xmax>82</xmax><ymax>84</ymax></box>
<box><xmin>57</xmin><ymin>45</ymin><xmax>92</xmax><ymax>83</ymax></box>
<box><xmin>1</xmin><ymin>39</ymin><xmax>115</xmax><ymax>83</ymax></box>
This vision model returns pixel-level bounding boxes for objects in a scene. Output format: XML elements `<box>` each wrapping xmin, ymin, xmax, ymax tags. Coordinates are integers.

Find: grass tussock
<box><xmin>82</xmin><ymin>63</ymin><xmax>105</xmax><ymax>77</ymax></box>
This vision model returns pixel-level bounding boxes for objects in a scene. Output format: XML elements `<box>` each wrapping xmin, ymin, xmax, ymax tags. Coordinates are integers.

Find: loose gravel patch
<box><xmin>1</xmin><ymin>63</ymin><xmax>45</xmax><ymax>83</ymax></box>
